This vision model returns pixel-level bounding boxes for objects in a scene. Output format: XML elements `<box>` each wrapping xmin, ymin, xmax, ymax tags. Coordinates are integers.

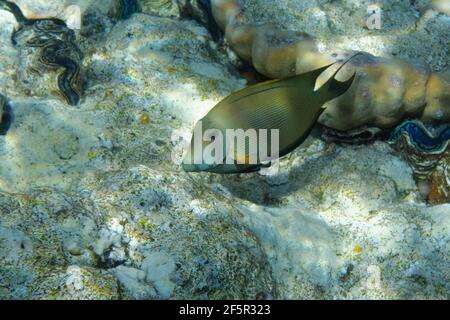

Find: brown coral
<box><xmin>210</xmin><ymin>0</ymin><xmax>450</xmax><ymax>131</ymax></box>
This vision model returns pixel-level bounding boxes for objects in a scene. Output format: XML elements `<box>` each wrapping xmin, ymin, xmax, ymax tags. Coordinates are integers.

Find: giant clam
<box><xmin>0</xmin><ymin>0</ymin><xmax>83</xmax><ymax>106</ymax></box>
<box><xmin>322</xmin><ymin>126</ymin><xmax>383</xmax><ymax>144</ymax></box>
<box><xmin>388</xmin><ymin>120</ymin><xmax>449</xmax><ymax>203</ymax></box>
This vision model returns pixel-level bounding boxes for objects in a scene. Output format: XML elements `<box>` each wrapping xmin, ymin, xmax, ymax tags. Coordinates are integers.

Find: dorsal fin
<box><xmin>316</xmin><ymin>53</ymin><xmax>361</xmax><ymax>105</ymax></box>
<box><xmin>221</xmin><ymin>61</ymin><xmax>341</xmax><ymax>105</ymax></box>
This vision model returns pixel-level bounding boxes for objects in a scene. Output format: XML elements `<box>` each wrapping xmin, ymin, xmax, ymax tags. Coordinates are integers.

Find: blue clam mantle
<box><xmin>388</xmin><ymin>120</ymin><xmax>450</xmax><ymax>154</ymax></box>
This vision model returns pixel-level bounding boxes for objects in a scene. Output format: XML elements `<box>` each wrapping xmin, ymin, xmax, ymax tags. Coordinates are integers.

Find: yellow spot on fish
<box><xmin>235</xmin><ymin>154</ymin><xmax>249</xmax><ymax>164</ymax></box>
<box><xmin>139</xmin><ymin>113</ymin><xmax>150</xmax><ymax>125</ymax></box>
<box><xmin>353</xmin><ymin>245</ymin><xmax>362</xmax><ymax>255</ymax></box>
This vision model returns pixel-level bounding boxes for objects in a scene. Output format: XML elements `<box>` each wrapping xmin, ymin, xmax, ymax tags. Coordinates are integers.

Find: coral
<box><xmin>1</xmin><ymin>0</ymin><xmax>123</xmax><ymax>23</ymax></box>
<box><xmin>63</xmin><ymin>266</ymin><xmax>120</xmax><ymax>300</ymax></box>
<box><xmin>110</xmin><ymin>0</ymin><xmax>140</xmax><ymax>21</ymax></box>
<box><xmin>0</xmin><ymin>98</ymin><xmax>105</xmax><ymax>191</ymax></box>
<box><xmin>210</xmin><ymin>0</ymin><xmax>450</xmax><ymax>131</ymax></box>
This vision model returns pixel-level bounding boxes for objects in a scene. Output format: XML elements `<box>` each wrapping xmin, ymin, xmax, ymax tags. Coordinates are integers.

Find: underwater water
<box><xmin>0</xmin><ymin>0</ymin><xmax>448</xmax><ymax>300</ymax></box>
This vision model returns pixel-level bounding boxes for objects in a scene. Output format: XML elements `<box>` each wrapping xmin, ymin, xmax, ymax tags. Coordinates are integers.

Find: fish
<box><xmin>182</xmin><ymin>56</ymin><xmax>358</xmax><ymax>174</ymax></box>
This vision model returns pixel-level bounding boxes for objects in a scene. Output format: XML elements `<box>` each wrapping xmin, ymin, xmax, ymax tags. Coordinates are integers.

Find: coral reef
<box><xmin>0</xmin><ymin>0</ymin><xmax>449</xmax><ymax>300</ymax></box>
<box><xmin>216</xmin><ymin>141</ymin><xmax>450</xmax><ymax>299</ymax></box>
<box><xmin>1</xmin><ymin>0</ymin><xmax>117</xmax><ymax>22</ymax></box>
<box><xmin>210</xmin><ymin>0</ymin><xmax>450</xmax><ymax>131</ymax></box>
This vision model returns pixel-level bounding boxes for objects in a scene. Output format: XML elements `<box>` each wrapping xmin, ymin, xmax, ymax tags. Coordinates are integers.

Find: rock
<box><xmin>7</xmin><ymin>0</ymin><xmax>117</xmax><ymax>24</ymax></box>
<box><xmin>142</xmin><ymin>251</ymin><xmax>176</xmax><ymax>299</ymax></box>
<box><xmin>0</xmin><ymin>190</ymin><xmax>98</xmax><ymax>299</ymax></box>
<box><xmin>238</xmin><ymin>204</ymin><xmax>339</xmax><ymax>299</ymax></box>
<box><xmin>207</xmin><ymin>141</ymin><xmax>449</xmax><ymax>298</ymax></box>
<box><xmin>63</xmin><ymin>265</ymin><xmax>120</xmax><ymax>299</ymax></box>
<box><xmin>78</xmin><ymin>166</ymin><xmax>274</xmax><ymax>299</ymax></box>
<box><xmin>0</xmin><ymin>99</ymin><xmax>107</xmax><ymax>191</ymax></box>
<box><xmin>0</xmin><ymin>9</ymin><xmax>20</xmax><ymax>97</ymax></box>
<box><xmin>113</xmin><ymin>265</ymin><xmax>157</xmax><ymax>299</ymax></box>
